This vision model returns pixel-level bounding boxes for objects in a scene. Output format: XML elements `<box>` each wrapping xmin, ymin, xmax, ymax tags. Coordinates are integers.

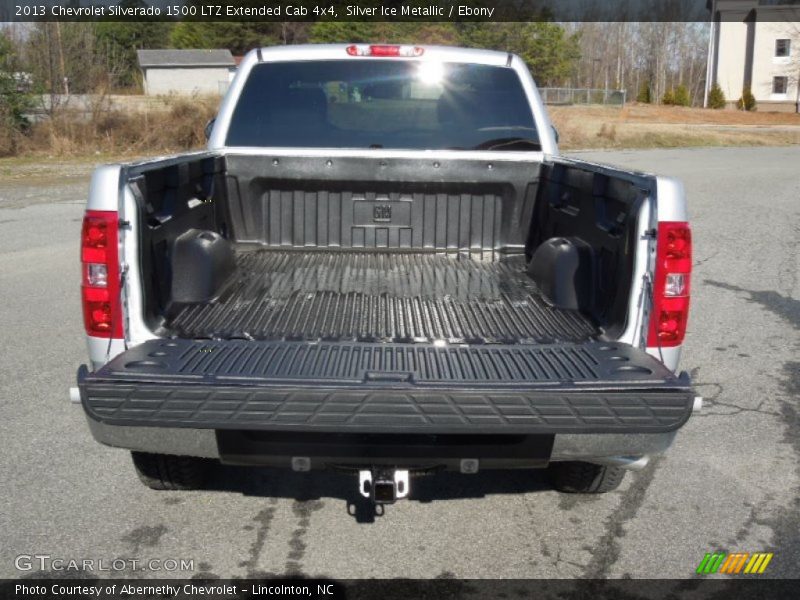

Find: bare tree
<box><xmin>22</xmin><ymin>23</ymin><xmax>110</xmax><ymax>112</ymax></box>
<box><xmin>569</xmin><ymin>22</ymin><xmax>709</xmax><ymax>105</ymax></box>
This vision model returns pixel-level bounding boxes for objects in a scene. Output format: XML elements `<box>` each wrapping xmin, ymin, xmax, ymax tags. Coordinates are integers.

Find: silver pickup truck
<box><xmin>73</xmin><ymin>44</ymin><xmax>697</xmax><ymax>504</ymax></box>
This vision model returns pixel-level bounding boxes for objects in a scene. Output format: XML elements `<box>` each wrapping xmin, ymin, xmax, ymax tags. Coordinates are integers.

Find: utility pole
<box><xmin>54</xmin><ymin>22</ymin><xmax>69</xmax><ymax>96</ymax></box>
<box><xmin>704</xmin><ymin>0</ymin><xmax>717</xmax><ymax>108</ymax></box>
<box><xmin>616</xmin><ymin>23</ymin><xmax>624</xmax><ymax>89</ymax></box>
<box><xmin>43</xmin><ymin>23</ymin><xmax>57</xmax><ymax>113</ymax></box>
<box><xmin>796</xmin><ymin>62</ymin><xmax>799</xmax><ymax>113</ymax></box>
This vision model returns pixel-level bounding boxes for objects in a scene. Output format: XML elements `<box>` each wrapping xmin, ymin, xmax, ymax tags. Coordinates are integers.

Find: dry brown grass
<box><xmin>551</xmin><ymin>103</ymin><xmax>800</xmax><ymax>150</ymax></box>
<box><xmin>619</xmin><ymin>103</ymin><xmax>800</xmax><ymax>125</ymax></box>
<box><xmin>3</xmin><ymin>95</ymin><xmax>219</xmax><ymax>159</ymax></box>
<box><xmin>4</xmin><ymin>97</ymin><xmax>799</xmax><ymax>158</ymax></box>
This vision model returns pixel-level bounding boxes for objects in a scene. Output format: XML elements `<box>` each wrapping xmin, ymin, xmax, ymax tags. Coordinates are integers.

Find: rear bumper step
<box><xmin>78</xmin><ymin>339</ymin><xmax>693</xmax><ymax>435</ymax></box>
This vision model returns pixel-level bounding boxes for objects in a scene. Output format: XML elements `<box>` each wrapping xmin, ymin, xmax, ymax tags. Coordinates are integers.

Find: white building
<box><xmin>706</xmin><ymin>0</ymin><xmax>800</xmax><ymax>112</ymax></box>
<box><xmin>137</xmin><ymin>49</ymin><xmax>236</xmax><ymax>96</ymax></box>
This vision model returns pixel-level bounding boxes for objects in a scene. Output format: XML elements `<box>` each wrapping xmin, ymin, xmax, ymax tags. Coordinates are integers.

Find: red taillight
<box><xmin>81</xmin><ymin>211</ymin><xmax>122</xmax><ymax>338</ymax></box>
<box><xmin>648</xmin><ymin>222</ymin><xmax>692</xmax><ymax>347</ymax></box>
<box><xmin>664</xmin><ymin>226</ymin><xmax>691</xmax><ymax>260</ymax></box>
<box><xmin>346</xmin><ymin>44</ymin><xmax>424</xmax><ymax>57</ymax></box>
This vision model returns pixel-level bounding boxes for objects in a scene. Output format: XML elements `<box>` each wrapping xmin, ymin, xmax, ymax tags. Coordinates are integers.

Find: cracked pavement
<box><xmin>0</xmin><ymin>146</ymin><xmax>797</xmax><ymax>580</ymax></box>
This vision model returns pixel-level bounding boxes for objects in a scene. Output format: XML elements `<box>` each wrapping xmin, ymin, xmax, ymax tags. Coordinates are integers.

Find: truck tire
<box><xmin>131</xmin><ymin>452</ymin><xmax>208</xmax><ymax>490</ymax></box>
<box><xmin>548</xmin><ymin>461</ymin><xmax>626</xmax><ymax>494</ymax></box>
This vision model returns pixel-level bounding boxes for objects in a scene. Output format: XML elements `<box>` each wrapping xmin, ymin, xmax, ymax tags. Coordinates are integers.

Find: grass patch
<box><xmin>2</xmin><ymin>95</ymin><xmax>218</xmax><ymax>159</ymax></box>
<box><xmin>551</xmin><ymin>103</ymin><xmax>800</xmax><ymax>150</ymax></box>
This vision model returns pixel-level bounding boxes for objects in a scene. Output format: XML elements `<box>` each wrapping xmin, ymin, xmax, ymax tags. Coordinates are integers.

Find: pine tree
<box><xmin>636</xmin><ymin>80</ymin><xmax>651</xmax><ymax>103</ymax></box>
<box><xmin>0</xmin><ymin>33</ymin><xmax>32</xmax><ymax>156</ymax></box>
<box><xmin>95</xmin><ymin>21</ymin><xmax>173</xmax><ymax>88</ymax></box>
<box><xmin>707</xmin><ymin>83</ymin><xmax>726</xmax><ymax>109</ymax></box>
<box><xmin>673</xmin><ymin>84</ymin><xmax>691</xmax><ymax>106</ymax></box>
<box><xmin>736</xmin><ymin>87</ymin><xmax>756</xmax><ymax>111</ymax></box>
<box><xmin>170</xmin><ymin>22</ymin><xmax>280</xmax><ymax>56</ymax></box>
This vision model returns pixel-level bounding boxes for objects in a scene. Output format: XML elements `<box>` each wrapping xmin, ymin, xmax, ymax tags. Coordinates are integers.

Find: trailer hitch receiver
<box><xmin>359</xmin><ymin>469</ymin><xmax>410</xmax><ymax>504</ymax></box>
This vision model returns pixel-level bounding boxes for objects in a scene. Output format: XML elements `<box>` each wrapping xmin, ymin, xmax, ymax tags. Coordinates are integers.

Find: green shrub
<box><xmin>0</xmin><ymin>77</ymin><xmax>33</xmax><ymax>156</ymax></box>
<box><xmin>661</xmin><ymin>88</ymin><xmax>675</xmax><ymax>105</ymax></box>
<box><xmin>673</xmin><ymin>84</ymin><xmax>691</xmax><ymax>107</ymax></box>
<box><xmin>636</xmin><ymin>80</ymin><xmax>651</xmax><ymax>103</ymax></box>
<box><xmin>736</xmin><ymin>87</ymin><xmax>756</xmax><ymax>111</ymax></box>
<box><xmin>0</xmin><ymin>34</ymin><xmax>32</xmax><ymax>156</ymax></box>
<box><xmin>708</xmin><ymin>83</ymin><xmax>726</xmax><ymax>109</ymax></box>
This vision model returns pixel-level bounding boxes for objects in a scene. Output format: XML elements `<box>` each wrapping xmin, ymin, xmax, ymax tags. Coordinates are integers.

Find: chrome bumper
<box><xmin>85</xmin><ymin>418</ymin><xmax>686</xmax><ymax>471</ymax></box>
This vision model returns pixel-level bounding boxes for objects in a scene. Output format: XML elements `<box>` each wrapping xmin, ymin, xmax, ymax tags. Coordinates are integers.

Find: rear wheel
<box><xmin>131</xmin><ymin>452</ymin><xmax>208</xmax><ymax>490</ymax></box>
<box><xmin>548</xmin><ymin>461</ymin><xmax>626</xmax><ymax>494</ymax></box>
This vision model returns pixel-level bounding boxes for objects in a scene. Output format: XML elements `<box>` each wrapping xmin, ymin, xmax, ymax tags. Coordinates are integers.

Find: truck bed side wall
<box><xmin>129</xmin><ymin>155</ymin><xmax>229</xmax><ymax>330</ymax></box>
<box><xmin>527</xmin><ymin>161</ymin><xmax>651</xmax><ymax>339</ymax></box>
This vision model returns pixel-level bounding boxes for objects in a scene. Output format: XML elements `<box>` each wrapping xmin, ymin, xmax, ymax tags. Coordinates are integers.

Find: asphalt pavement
<box><xmin>1</xmin><ymin>146</ymin><xmax>798</xmax><ymax>580</ymax></box>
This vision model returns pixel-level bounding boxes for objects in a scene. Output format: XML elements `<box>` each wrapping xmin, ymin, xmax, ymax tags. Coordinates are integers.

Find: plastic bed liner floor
<box><xmin>166</xmin><ymin>250</ymin><xmax>600</xmax><ymax>344</ymax></box>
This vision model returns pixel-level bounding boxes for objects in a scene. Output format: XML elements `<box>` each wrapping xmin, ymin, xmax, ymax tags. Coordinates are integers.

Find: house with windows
<box><xmin>705</xmin><ymin>0</ymin><xmax>800</xmax><ymax>111</ymax></box>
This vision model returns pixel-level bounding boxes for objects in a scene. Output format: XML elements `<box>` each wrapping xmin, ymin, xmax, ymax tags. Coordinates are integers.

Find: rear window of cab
<box><xmin>226</xmin><ymin>60</ymin><xmax>540</xmax><ymax>151</ymax></box>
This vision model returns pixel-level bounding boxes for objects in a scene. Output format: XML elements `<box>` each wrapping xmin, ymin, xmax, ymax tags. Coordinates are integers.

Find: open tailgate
<box><xmin>79</xmin><ymin>340</ymin><xmax>694</xmax><ymax>435</ymax></box>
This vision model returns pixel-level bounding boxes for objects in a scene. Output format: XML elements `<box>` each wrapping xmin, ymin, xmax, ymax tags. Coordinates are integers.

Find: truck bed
<box><xmin>165</xmin><ymin>249</ymin><xmax>600</xmax><ymax>344</ymax></box>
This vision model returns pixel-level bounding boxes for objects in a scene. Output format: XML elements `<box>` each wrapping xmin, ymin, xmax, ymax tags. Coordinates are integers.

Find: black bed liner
<box><xmin>165</xmin><ymin>250</ymin><xmax>599</xmax><ymax>344</ymax></box>
<box><xmin>79</xmin><ymin>339</ymin><xmax>694</xmax><ymax>434</ymax></box>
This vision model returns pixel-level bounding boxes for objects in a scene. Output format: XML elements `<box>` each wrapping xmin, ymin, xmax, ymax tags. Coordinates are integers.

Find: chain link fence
<box><xmin>540</xmin><ymin>88</ymin><xmax>627</xmax><ymax>106</ymax></box>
